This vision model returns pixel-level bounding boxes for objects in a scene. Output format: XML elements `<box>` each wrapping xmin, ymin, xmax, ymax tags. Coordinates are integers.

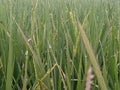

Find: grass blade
<box><xmin>77</xmin><ymin>20</ymin><xmax>108</xmax><ymax>90</ymax></box>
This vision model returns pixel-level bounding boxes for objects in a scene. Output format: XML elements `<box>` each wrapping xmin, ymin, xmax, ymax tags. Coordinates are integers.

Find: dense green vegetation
<box><xmin>0</xmin><ymin>0</ymin><xmax>120</xmax><ymax>90</ymax></box>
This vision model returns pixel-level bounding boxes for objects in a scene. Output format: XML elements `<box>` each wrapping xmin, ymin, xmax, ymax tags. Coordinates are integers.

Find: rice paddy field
<box><xmin>0</xmin><ymin>0</ymin><xmax>120</xmax><ymax>90</ymax></box>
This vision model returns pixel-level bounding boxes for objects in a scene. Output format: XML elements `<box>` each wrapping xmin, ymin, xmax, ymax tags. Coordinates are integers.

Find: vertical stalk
<box><xmin>6</xmin><ymin>0</ymin><xmax>14</xmax><ymax>90</ymax></box>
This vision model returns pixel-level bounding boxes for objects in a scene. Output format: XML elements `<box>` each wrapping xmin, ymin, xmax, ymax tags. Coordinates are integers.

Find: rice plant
<box><xmin>0</xmin><ymin>0</ymin><xmax>120</xmax><ymax>90</ymax></box>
